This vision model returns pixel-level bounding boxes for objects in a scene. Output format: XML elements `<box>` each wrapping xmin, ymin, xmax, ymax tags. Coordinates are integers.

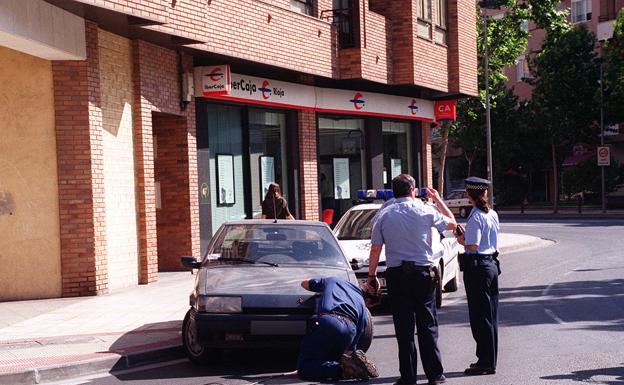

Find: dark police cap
<box><xmin>464</xmin><ymin>176</ymin><xmax>491</xmax><ymax>191</ymax></box>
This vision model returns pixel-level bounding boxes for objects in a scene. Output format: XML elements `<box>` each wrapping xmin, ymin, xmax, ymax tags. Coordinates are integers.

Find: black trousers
<box><xmin>385</xmin><ymin>264</ymin><xmax>443</xmax><ymax>383</ymax></box>
<box><xmin>463</xmin><ymin>258</ymin><xmax>499</xmax><ymax>368</ymax></box>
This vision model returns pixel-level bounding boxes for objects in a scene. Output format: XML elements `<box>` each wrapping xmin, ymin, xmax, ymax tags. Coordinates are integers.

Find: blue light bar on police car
<box><xmin>357</xmin><ymin>189</ymin><xmax>394</xmax><ymax>200</ymax></box>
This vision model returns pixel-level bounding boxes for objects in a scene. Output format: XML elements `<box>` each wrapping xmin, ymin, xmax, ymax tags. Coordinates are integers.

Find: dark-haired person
<box><xmin>455</xmin><ymin>176</ymin><xmax>500</xmax><ymax>376</ymax></box>
<box><xmin>366</xmin><ymin>174</ymin><xmax>457</xmax><ymax>385</ymax></box>
<box><xmin>261</xmin><ymin>182</ymin><xmax>294</xmax><ymax>220</ymax></box>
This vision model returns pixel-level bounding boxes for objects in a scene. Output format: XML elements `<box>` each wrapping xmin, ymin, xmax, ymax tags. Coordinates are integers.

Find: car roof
<box><xmin>222</xmin><ymin>219</ymin><xmax>330</xmax><ymax>226</ymax></box>
<box><xmin>347</xmin><ymin>203</ymin><xmax>382</xmax><ymax>211</ymax></box>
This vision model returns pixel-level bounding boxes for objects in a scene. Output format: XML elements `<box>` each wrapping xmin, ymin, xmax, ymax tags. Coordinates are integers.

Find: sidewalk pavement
<box><xmin>0</xmin><ymin>233</ymin><xmax>550</xmax><ymax>385</ymax></box>
<box><xmin>497</xmin><ymin>207</ymin><xmax>624</xmax><ymax>219</ymax></box>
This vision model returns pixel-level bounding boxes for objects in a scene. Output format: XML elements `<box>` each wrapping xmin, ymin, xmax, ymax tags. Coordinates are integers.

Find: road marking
<box><xmin>541</xmin><ymin>283</ymin><xmax>555</xmax><ymax>296</ymax></box>
<box><xmin>544</xmin><ymin>308</ymin><xmax>566</xmax><ymax>324</ymax></box>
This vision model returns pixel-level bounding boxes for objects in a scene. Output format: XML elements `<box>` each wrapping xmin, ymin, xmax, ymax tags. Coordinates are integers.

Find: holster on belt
<box><xmin>400</xmin><ymin>261</ymin><xmax>437</xmax><ymax>281</ymax></box>
<box><xmin>493</xmin><ymin>251</ymin><xmax>501</xmax><ymax>275</ymax></box>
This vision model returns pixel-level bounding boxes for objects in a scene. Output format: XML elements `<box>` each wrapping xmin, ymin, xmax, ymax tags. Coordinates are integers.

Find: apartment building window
<box><xmin>571</xmin><ymin>0</ymin><xmax>592</xmax><ymax>23</ymax></box>
<box><xmin>290</xmin><ymin>0</ymin><xmax>314</xmax><ymax>16</ymax></box>
<box><xmin>417</xmin><ymin>0</ymin><xmax>433</xmax><ymax>39</ymax></box>
<box><xmin>434</xmin><ymin>0</ymin><xmax>447</xmax><ymax>44</ymax></box>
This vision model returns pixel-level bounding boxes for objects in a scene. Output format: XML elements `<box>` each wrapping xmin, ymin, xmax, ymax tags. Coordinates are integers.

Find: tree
<box><xmin>441</xmin><ymin>0</ymin><xmax>567</xmax><ymax>197</ymax></box>
<box><xmin>530</xmin><ymin>25</ymin><xmax>600</xmax><ymax>213</ymax></box>
<box><xmin>562</xmin><ymin>158</ymin><xmax>624</xmax><ymax>199</ymax></box>
<box><xmin>604</xmin><ymin>10</ymin><xmax>624</xmax><ymax>127</ymax></box>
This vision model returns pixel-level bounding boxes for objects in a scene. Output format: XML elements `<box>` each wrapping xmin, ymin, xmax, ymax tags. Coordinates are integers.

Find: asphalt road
<box><xmin>54</xmin><ymin>219</ymin><xmax>624</xmax><ymax>385</ymax></box>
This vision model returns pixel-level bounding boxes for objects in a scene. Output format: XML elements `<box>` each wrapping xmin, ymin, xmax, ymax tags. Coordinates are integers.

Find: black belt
<box><xmin>469</xmin><ymin>253</ymin><xmax>494</xmax><ymax>260</ymax></box>
<box><xmin>387</xmin><ymin>261</ymin><xmax>434</xmax><ymax>271</ymax></box>
<box><xmin>319</xmin><ymin>312</ymin><xmax>355</xmax><ymax>325</ymax></box>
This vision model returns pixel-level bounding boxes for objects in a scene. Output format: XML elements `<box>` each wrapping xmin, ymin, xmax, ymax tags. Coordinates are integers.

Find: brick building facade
<box><xmin>0</xmin><ymin>0</ymin><xmax>477</xmax><ymax>300</ymax></box>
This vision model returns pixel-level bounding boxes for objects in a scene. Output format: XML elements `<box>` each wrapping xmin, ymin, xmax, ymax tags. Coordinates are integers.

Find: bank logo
<box><xmin>260</xmin><ymin>80</ymin><xmax>272</xmax><ymax>99</ymax></box>
<box><xmin>350</xmin><ymin>92</ymin><xmax>365</xmax><ymax>110</ymax></box>
<box><xmin>409</xmin><ymin>99</ymin><xmax>419</xmax><ymax>115</ymax></box>
<box><xmin>209</xmin><ymin>67</ymin><xmax>224</xmax><ymax>81</ymax></box>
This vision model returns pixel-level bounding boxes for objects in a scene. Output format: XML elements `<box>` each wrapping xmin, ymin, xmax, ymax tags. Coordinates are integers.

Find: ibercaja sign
<box><xmin>194</xmin><ymin>65</ymin><xmax>231</xmax><ymax>96</ymax></box>
<box><xmin>434</xmin><ymin>100</ymin><xmax>457</xmax><ymax>121</ymax></box>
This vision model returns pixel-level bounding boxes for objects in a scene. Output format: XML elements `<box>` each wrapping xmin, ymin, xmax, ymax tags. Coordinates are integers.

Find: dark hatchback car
<box><xmin>180</xmin><ymin>220</ymin><xmax>373</xmax><ymax>364</ymax></box>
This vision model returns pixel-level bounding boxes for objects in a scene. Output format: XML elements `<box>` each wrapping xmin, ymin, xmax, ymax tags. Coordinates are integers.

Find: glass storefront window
<box><xmin>318</xmin><ymin>117</ymin><xmax>366</xmax><ymax>225</ymax></box>
<box><xmin>248</xmin><ymin>109</ymin><xmax>288</xmax><ymax>218</ymax></box>
<box><xmin>382</xmin><ymin>121</ymin><xmax>412</xmax><ymax>188</ymax></box>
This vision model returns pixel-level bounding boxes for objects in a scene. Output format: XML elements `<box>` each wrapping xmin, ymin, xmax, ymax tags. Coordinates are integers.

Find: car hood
<box><xmin>196</xmin><ymin>265</ymin><xmax>351</xmax><ymax>309</ymax></box>
<box><xmin>339</xmin><ymin>240</ymin><xmax>386</xmax><ymax>263</ymax></box>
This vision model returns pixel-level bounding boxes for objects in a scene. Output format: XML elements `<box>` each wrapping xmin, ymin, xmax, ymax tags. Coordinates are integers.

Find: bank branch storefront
<box><xmin>193</xmin><ymin>65</ymin><xmax>440</xmax><ymax>251</ymax></box>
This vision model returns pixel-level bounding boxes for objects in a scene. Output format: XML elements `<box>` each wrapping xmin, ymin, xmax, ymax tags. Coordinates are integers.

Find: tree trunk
<box><xmin>465</xmin><ymin>151</ymin><xmax>474</xmax><ymax>177</ymax></box>
<box><xmin>437</xmin><ymin>123</ymin><xmax>450</xmax><ymax>196</ymax></box>
<box><xmin>551</xmin><ymin>140</ymin><xmax>559</xmax><ymax>214</ymax></box>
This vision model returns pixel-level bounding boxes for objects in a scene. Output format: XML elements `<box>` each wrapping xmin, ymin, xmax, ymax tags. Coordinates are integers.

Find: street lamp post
<box><xmin>599</xmin><ymin>60</ymin><xmax>606</xmax><ymax>213</ymax></box>
<box><xmin>482</xmin><ymin>11</ymin><xmax>494</xmax><ymax>208</ymax></box>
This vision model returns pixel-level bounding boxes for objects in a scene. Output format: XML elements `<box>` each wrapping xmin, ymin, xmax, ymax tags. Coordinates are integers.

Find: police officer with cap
<box><xmin>455</xmin><ymin>176</ymin><xmax>500</xmax><ymax>376</ymax></box>
<box><xmin>367</xmin><ymin>174</ymin><xmax>457</xmax><ymax>385</ymax></box>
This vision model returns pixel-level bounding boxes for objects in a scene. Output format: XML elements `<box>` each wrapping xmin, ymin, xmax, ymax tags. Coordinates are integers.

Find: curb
<box><xmin>499</xmin><ymin>238</ymin><xmax>555</xmax><ymax>255</ymax></box>
<box><xmin>0</xmin><ymin>345</ymin><xmax>184</xmax><ymax>385</ymax></box>
<box><xmin>499</xmin><ymin>213</ymin><xmax>624</xmax><ymax>220</ymax></box>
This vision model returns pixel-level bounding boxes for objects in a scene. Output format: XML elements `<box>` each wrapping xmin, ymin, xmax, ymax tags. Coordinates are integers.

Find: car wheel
<box><xmin>444</xmin><ymin>267</ymin><xmax>459</xmax><ymax>292</ymax></box>
<box><xmin>357</xmin><ymin>308</ymin><xmax>374</xmax><ymax>352</ymax></box>
<box><xmin>182</xmin><ymin>309</ymin><xmax>216</xmax><ymax>364</ymax></box>
<box><xmin>435</xmin><ymin>263</ymin><xmax>443</xmax><ymax>308</ymax></box>
<box><xmin>459</xmin><ymin>206</ymin><xmax>468</xmax><ymax>218</ymax></box>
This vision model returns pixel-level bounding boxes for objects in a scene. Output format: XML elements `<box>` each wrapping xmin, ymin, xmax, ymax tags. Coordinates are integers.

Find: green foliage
<box><xmin>561</xmin><ymin>158</ymin><xmax>624</xmax><ymax>196</ymax></box>
<box><xmin>604</xmin><ymin>9</ymin><xmax>624</xmax><ymax>126</ymax></box>
<box><xmin>531</xmin><ymin>25</ymin><xmax>600</xmax><ymax>144</ymax></box>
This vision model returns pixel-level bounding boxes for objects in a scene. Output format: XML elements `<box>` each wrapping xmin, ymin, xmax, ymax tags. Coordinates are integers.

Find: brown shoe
<box><xmin>340</xmin><ymin>354</ymin><xmax>369</xmax><ymax>380</ymax></box>
<box><xmin>351</xmin><ymin>350</ymin><xmax>379</xmax><ymax>378</ymax></box>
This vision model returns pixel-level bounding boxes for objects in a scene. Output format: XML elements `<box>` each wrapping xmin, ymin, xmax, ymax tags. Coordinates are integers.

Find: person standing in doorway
<box><xmin>366</xmin><ymin>174</ymin><xmax>457</xmax><ymax>385</ymax></box>
<box><xmin>261</xmin><ymin>182</ymin><xmax>294</xmax><ymax>220</ymax></box>
<box><xmin>455</xmin><ymin>176</ymin><xmax>500</xmax><ymax>376</ymax></box>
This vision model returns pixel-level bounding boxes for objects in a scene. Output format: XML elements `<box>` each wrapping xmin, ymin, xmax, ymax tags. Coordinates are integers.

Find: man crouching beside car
<box><xmin>297</xmin><ymin>277</ymin><xmax>379</xmax><ymax>381</ymax></box>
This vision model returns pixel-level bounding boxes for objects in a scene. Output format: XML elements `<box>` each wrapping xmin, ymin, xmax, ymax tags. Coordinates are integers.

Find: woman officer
<box><xmin>455</xmin><ymin>176</ymin><xmax>500</xmax><ymax>376</ymax></box>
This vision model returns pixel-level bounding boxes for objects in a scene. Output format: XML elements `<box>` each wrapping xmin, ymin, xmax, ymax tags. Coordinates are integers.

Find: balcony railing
<box><xmin>320</xmin><ymin>7</ymin><xmax>358</xmax><ymax>48</ymax></box>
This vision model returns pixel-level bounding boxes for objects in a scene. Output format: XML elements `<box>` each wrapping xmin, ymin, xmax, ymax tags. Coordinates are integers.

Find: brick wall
<box><xmin>297</xmin><ymin>109</ymin><xmax>319</xmax><ymax>221</ymax></box>
<box><xmin>53</xmin><ymin>21</ymin><xmax>108</xmax><ymax>297</ymax></box>
<box><xmin>154</xmin><ymin>114</ymin><xmax>195</xmax><ymax>271</ymax></box>
<box><xmin>98</xmin><ymin>29</ymin><xmax>140</xmax><ymax>291</ymax></box>
<box><xmin>133</xmin><ymin>40</ymin><xmax>199</xmax><ymax>282</ymax></box>
<box><xmin>448</xmin><ymin>0</ymin><xmax>478</xmax><ymax>95</ymax></box>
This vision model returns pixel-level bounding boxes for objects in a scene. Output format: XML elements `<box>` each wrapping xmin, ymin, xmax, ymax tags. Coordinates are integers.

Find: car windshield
<box><xmin>205</xmin><ymin>224</ymin><xmax>347</xmax><ymax>268</ymax></box>
<box><xmin>334</xmin><ymin>209</ymin><xmax>378</xmax><ymax>240</ymax></box>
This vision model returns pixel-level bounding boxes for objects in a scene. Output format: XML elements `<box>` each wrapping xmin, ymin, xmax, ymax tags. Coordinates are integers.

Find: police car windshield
<box><xmin>335</xmin><ymin>209</ymin><xmax>378</xmax><ymax>240</ymax></box>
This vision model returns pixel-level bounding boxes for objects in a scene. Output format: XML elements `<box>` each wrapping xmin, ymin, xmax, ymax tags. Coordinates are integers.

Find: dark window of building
<box><xmin>290</xmin><ymin>0</ymin><xmax>314</xmax><ymax>16</ymax></box>
<box><xmin>382</xmin><ymin>121</ymin><xmax>411</xmax><ymax>189</ymax></box>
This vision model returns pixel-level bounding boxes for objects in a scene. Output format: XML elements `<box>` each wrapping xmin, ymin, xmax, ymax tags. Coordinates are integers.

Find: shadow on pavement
<box><xmin>436</xmin><ymin>279</ymin><xmax>624</xmax><ymax>331</ymax></box>
<box><xmin>112</xmin><ymin>349</ymin><xmax>299</xmax><ymax>382</ymax></box>
<box><xmin>541</xmin><ymin>364</ymin><xmax>624</xmax><ymax>384</ymax></box>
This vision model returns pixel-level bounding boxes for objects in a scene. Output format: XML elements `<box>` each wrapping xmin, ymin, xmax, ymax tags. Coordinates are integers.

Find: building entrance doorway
<box><xmin>318</xmin><ymin>117</ymin><xmax>366</xmax><ymax>226</ymax></box>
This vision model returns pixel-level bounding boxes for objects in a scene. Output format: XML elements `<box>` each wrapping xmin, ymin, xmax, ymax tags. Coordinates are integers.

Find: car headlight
<box><xmin>197</xmin><ymin>296</ymin><xmax>242</xmax><ymax>313</ymax></box>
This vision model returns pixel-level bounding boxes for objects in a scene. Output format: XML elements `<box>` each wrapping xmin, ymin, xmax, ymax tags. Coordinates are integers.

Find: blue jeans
<box><xmin>297</xmin><ymin>314</ymin><xmax>356</xmax><ymax>380</ymax></box>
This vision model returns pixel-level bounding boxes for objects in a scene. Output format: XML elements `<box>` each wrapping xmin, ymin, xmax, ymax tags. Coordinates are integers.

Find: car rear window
<box><xmin>206</xmin><ymin>224</ymin><xmax>347</xmax><ymax>268</ymax></box>
<box><xmin>334</xmin><ymin>209</ymin><xmax>378</xmax><ymax>240</ymax></box>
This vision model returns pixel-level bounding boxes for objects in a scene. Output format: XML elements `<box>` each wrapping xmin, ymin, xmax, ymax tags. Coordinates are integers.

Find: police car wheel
<box><xmin>183</xmin><ymin>309</ymin><xmax>218</xmax><ymax>364</ymax></box>
<box><xmin>444</xmin><ymin>268</ymin><xmax>459</xmax><ymax>292</ymax></box>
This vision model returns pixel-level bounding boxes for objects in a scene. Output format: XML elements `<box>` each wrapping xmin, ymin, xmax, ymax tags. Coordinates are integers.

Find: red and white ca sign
<box><xmin>597</xmin><ymin>146</ymin><xmax>610</xmax><ymax>166</ymax></box>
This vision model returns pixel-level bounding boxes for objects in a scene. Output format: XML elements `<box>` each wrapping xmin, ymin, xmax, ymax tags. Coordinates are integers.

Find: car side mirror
<box><xmin>181</xmin><ymin>256</ymin><xmax>201</xmax><ymax>269</ymax></box>
<box><xmin>350</xmin><ymin>259</ymin><xmax>363</xmax><ymax>270</ymax></box>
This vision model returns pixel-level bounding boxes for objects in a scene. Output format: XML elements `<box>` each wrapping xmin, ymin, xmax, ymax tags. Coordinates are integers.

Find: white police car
<box><xmin>333</xmin><ymin>190</ymin><xmax>460</xmax><ymax>308</ymax></box>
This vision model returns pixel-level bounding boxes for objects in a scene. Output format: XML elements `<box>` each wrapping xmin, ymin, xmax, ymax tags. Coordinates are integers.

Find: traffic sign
<box><xmin>597</xmin><ymin>146</ymin><xmax>610</xmax><ymax>166</ymax></box>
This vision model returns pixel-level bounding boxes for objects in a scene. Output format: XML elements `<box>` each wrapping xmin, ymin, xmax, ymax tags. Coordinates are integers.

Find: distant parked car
<box><xmin>333</xmin><ymin>200</ymin><xmax>460</xmax><ymax>308</ymax></box>
<box><xmin>444</xmin><ymin>189</ymin><xmax>472</xmax><ymax>218</ymax></box>
<box><xmin>180</xmin><ymin>220</ymin><xmax>373</xmax><ymax>364</ymax></box>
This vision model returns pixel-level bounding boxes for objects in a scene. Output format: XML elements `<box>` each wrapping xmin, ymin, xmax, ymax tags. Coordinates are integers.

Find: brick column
<box><xmin>133</xmin><ymin>41</ymin><xmax>200</xmax><ymax>281</ymax></box>
<box><xmin>447</xmin><ymin>0</ymin><xmax>478</xmax><ymax>95</ymax></box>
<box><xmin>52</xmin><ymin>21</ymin><xmax>108</xmax><ymax>297</ymax></box>
<box><xmin>297</xmin><ymin>110</ymin><xmax>319</xmax><ymax>220</ymax></box>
